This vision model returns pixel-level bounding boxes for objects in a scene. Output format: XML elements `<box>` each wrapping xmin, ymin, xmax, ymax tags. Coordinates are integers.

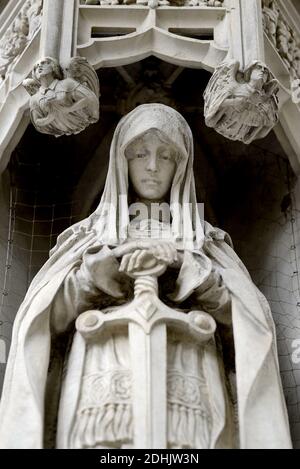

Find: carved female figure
<box><xmin>0</xmin><ymin>104</ymin><xmax>292</xmax><ymax>449</ymax></box>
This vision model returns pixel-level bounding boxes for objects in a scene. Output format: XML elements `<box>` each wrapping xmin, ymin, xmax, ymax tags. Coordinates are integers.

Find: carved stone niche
<box><xmin>204</xmin><ymin>60</ymin><xmax>280</xmax><ymax>144</ymax></box>
<box><xmin>22</xmin><ymin>56</ymin><xmax>100</xmax><ymax>137</ymax></box>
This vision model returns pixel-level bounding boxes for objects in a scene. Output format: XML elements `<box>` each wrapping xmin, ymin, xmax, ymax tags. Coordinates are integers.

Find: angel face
<box><xmin>250</xmin><ymin>64</ymin><xmax>269</xmax><ymax>87</ymax></box>
<box><xmin>34</xmin><ymin>57</ymin><xmax>58</xmax><ymax>81</ymax></box>
<box><xmin>125</xmin><ymin>129</ymin><xmax>177</xmax><ymax>201</ymax></box>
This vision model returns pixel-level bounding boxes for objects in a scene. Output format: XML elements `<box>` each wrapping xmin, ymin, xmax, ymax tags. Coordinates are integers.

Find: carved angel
<box><xmin>204</xmin><ymin>60</ymin><xmax>279</xmax><ymax>144</ymax></box>
<box><xmin>25</xmin><ymin>0</ymin><xmax>43</xmax><ymax>40</ymax></box>
<box><xmin>0</xmin><ymin>11</ymin><xmax>30</xmax><ymax>79</ymax></box>
<box><xmin>23</xmin><ymin>56</ymin><xmax>100</xmax><ymax>137</ymax></box>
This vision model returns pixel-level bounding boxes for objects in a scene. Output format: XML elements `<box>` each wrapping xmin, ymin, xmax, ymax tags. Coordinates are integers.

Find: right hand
<box><xmin>111</xmin><ymin>239</ymin><xmax>157</xmax><ymax>259</ymax></box>
<box><xmin>114</xmin><ymin>240</ymin><xmax>178</xmax><ymax>275</ymax></box>
<box><xmin>119</xmin><ymin>242</ymin><xmax>178</xmax><ymax>274</ymax></box>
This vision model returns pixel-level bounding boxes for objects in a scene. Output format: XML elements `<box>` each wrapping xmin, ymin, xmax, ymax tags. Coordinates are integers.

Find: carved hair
<box><xmin>32</xmin><ymin>56</ymin><xmax>63</xmax><ymax>81</ymax></box>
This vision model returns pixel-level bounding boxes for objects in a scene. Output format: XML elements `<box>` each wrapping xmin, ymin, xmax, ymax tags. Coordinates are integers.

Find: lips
<box><xmin>142</xmin><ymin>179</ymin><xmax>160</xmax><ymax>185</ymax></box>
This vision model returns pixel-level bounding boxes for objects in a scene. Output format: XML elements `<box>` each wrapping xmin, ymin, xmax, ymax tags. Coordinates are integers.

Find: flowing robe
<box><xmin>0</xmin><ymin>223</ymin><xmax>292</xmax><ymax>449</ymax></box>
<box><xmin>0</xmin><ymin>103</ymin><xmax>292</xmax><ymax>449</ymax></box>
<box><xmin>51</xmin><ymin>228</ymin><xmax>232</xmax><ymax>449</ymax></box>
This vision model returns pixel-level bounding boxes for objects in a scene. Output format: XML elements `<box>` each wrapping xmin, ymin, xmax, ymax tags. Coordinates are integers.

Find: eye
<box><xmin>159</xmin><ymin>151</ymin><xmax>173</xmax><ymax>161</ymax></box>
<box><xmin>158</xmin><ymin>145</ymin><xmax>174</xmax><ymax>162</ymax></box>
<box><xmin>136</xmin><ymin>153</ymin><xmax>147</xmax><ymax>159</ymax></box>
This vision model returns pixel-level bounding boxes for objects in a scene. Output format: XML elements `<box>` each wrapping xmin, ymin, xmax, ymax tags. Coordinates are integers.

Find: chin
<box><xmin>139</xmin><ymin>191</ymin><xmax>163</xmax><ymax>201</ymax></box>
<box><xmin>143</xmin><ymin>194</ymin><xmax>159</xmax><ymax>201</ymax></box>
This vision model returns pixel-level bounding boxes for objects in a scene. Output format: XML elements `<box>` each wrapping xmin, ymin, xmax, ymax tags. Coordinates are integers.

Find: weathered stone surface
<box><xmin>23</xmin><ymin>56</ymin><xmax>100</xmax><ymax>137</ymax></box>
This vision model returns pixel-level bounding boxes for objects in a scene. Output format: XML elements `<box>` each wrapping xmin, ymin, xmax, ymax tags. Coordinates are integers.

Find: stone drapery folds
<box><xmin>0</xmin><ymin>104</ymin><xmax>292</xmax><ymax>449</ymax></box>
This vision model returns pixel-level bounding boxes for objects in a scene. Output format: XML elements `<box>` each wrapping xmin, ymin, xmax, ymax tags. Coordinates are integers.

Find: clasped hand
<box><xmin>112</xmin><ymin>239</ymin><xmax>179</xmax><ymax>275</ymax></box>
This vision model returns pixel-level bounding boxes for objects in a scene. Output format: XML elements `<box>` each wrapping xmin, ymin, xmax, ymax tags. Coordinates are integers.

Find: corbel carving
<box><xmin>204</xmin><ymin>60</ymin><xmax>279</xmax><ymax>144</ymax></box>
<box><xmin>23</xmin><ymin>56</ymin><xmax>100</xmax><ymax>137</ymax></box>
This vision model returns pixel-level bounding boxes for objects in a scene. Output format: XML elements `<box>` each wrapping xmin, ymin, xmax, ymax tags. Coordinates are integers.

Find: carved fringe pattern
<box><xmin>167</xmin><ymin>370</ymin><xmax>212</xmax><ymax>449</ymax></box>
<box><xmin>71</xmin><ymin>369</ymin><xmax>212</xmax><ymax>449</ymax></box>
<box><xmin>71</xmin><ymin>370</ymin><xmax>133</xmax><ymax>448</ymax></box>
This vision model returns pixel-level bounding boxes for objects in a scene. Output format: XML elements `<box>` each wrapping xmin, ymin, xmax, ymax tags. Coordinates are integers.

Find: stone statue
<box><xmin>204</xmin><ymin>60</ymin><xmax>279</xmax><ymax>144</ymax></box>
<box><xmin>0</xmin><ymin>21</ymin><xmax>28</xmax><ymax>80</ymax></box>
<box><xmin>23</xmin><ymin>57</ymin><xmax>100</xmax><ymax>137</ymax></box>
<box><xmin>262</xmin><ymin>0</ymin><xmax>279</xmax><ymax>47</ymax></box>
<box><xmin>0</xmin><ymin>0</ymin><xmax>43</xmax><ymax>81</ymax></box>
<box><xmin>26</xmin><ymin>0</ymin><xmax>43</xmax><ymax>40</ymax></box>
<box><xmin>0</xmin><ymin>104</ymin><xmax>292</xmax><ymax>449</ymax></box>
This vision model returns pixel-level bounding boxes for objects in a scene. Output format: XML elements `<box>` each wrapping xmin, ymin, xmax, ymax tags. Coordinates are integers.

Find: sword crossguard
<box><xmin>76</xmin><ymin>260</ymin><xmax>216</xmax><ymax>343</ymax></box>
<box><xmin>76</xmin><ymin>307</ymin><xmax>216</xmax><ymax>343</ymax></box>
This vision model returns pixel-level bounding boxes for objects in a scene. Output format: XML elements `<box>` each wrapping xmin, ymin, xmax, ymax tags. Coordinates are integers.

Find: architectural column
<box><xmin>40</xmin><ymin>0</ymin><xmax>78</xmax><ymax>66</ymax></box>
<box><xmin>228</xmin><ymin>0</ymin><xmax>265</xmax><ymax>66</ymax></box>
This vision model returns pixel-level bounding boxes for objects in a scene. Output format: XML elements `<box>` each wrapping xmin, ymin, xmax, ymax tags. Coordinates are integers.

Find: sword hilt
<box><xmin>128</xmin><ymin>261</ymin><xmax>167</xmax><ymax>298</ymax></box>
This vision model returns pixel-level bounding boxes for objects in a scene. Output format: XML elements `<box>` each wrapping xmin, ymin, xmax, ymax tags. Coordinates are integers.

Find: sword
<box><xmin>76</xmin><ymin>262</ymin><xmax>216</xmax><ymax>449</ymax></box>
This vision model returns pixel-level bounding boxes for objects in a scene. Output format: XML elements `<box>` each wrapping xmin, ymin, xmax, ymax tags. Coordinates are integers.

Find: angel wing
<box><xmin>204</xmin><ymin>60</ymin><xmax>240</xmax><ymax>122</ymax></box>
<box><xmin>204</xmin><ymin>60</ymin><xmax>240</xmax><ymax>98</ymax></box>
<box><xmin>22</xmin><ymin>77</ymin><xmax>40</xmax><ymax>96</ymax></box>
<box><xmin>64</xmin><ymin>56</ymin><xmax>100</xmax><ymax>97</ymax></box>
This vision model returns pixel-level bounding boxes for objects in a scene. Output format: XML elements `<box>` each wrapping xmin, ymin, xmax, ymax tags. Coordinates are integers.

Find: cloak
<box><xmin>0</xmin><ymin>104</ymin><xmax>292</xmax><ymax>449</ymax></box>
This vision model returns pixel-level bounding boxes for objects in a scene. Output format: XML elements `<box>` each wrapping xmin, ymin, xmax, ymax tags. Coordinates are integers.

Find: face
<box><xmin>250</xmin><ymin>65</ymin><xmax>268</xmax><ymax>84</ymax></box>
<box><xmin>34</xmin><ymin>58</ymin><xmax>54</xmax><ymax>79</ymax></box>
<box><xmin>125</xmin><ymin>130</ymin><xmax>177</xmax><ymax>201</ymax></box>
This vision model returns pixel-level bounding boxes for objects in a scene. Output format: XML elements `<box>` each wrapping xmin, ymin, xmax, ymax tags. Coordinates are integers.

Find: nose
<box><xmin>145</xmin><ymin>153</ymin><xmax>158</xmax><ymax>172</ymax></box>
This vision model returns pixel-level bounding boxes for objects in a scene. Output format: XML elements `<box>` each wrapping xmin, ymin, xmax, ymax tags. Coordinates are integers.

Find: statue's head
<box><xmin>53</xmin><ymin>104</ymin><xmax>205</xmax><ymax>251</ymax></box>
<box><xmin>247</xmin><ymin>62</ymin><xmax>270</xmax><ymax>88</ymax></box>
<box><xmin>116</xmin><ymin>104</ymin><xmax>192</xmax><ymax>205</ymax></box>
<box><xmin>125</xmin><ymin>129</ymin><xmax>179</xmax><ymax>202</ymax></box>
<box><xmin>33</xmin><ymin>57</ymin><xmax>63</xmax><ymax>81</ymax></box>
